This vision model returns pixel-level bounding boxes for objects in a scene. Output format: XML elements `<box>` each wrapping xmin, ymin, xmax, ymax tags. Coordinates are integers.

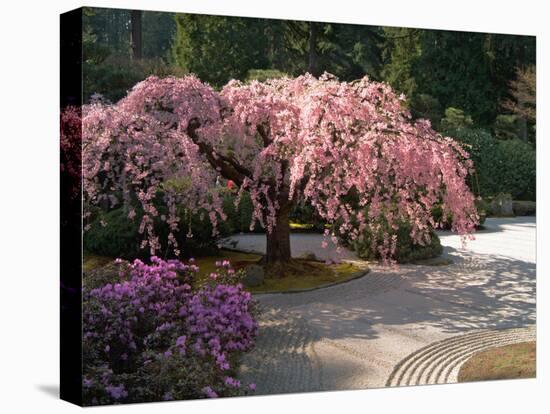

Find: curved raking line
<box><xmin>386</xmin><ymin>326</ymin><xmax>535</xmax><ymax>387</ymax></box>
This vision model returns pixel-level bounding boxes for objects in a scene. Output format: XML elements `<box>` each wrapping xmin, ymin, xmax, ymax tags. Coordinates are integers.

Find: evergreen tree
<box><xmin>381</xmin><ymin>27</ymin><xmax>421</xmax><ymax>99</ymax></box>
<box><xmin>172</xmin><ymin>14</ymin><xmax>270</xmax><ymax>86</ymax></box>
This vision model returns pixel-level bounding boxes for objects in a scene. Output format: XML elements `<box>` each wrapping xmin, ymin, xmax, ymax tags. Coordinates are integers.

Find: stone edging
<box><xmin>219</xmin><ymin>246</ymin><xmax>370</xmax><ymax>295</ymax></box>
<box><xmin>251</xmin><ymin>267</ymin><xmax>370</xmax><ymax>296</ymax></box>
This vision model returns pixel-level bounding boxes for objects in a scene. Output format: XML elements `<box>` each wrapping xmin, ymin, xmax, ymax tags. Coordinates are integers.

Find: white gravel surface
<box><xmin>236</xmin><ymin>217</ymin><xmax>536</xmax><ymax>394</ymax></box>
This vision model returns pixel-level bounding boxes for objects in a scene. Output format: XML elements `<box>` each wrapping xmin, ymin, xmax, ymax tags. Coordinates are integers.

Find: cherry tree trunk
<box><xmin>265</xmin><ymin>205</ymin><xmax>292</xmax><ymax>264</ymax></box>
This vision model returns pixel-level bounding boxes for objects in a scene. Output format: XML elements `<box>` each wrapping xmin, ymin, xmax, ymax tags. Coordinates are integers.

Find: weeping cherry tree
<box><xmin>82</xmin><ymin>73</ymin><xmax>478</xmax><ymax>265</ymax></box>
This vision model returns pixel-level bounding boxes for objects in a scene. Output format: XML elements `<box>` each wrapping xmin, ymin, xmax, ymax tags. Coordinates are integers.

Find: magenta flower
<box><xmin>202</xmin><ymin>386</ymin><xmax>218</xmax><ymax>398</ymax></box>
<box><xmin>105</xmin><ymin>384</ymin><xmax>127</xmax><ymax>400</ymax></box>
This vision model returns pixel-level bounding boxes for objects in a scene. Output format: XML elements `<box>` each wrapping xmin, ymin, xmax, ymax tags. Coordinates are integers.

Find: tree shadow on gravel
<box><xmin>257</xmin><ymin>247</ymin><xmax>535</xmax><ymax>341</ymax></box>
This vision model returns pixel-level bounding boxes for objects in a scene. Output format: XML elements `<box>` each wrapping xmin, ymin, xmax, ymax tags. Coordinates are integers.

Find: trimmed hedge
<box><xmin>447</xmin><ymin>128</ymin><xmax>536</xmax><ymax>201</ymax></box>
<box><xmin>512</xmin><ymin>200</ymin><xmax>536</xmax><ymax>216</ymax></box>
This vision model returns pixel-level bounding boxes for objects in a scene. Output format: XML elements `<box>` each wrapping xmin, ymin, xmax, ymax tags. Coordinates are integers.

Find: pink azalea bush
<box><xmin>82</xmin><ymin>257</ymin><xmax>258</xmax><ymax>405</ymax></box>
<box><xmin>82</xmin><ymin>73</ymin><xmax>478</xmax><ymax>263</ymax></box>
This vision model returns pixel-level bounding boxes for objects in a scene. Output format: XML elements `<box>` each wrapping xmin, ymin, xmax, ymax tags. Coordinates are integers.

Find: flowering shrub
<box><xmin>83</xmin><ymin>257</ymin><xmax>258</xmax><ymax>405</ymax></box>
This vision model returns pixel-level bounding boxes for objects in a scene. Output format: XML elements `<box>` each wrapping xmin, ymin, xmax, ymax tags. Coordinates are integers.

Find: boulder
<box><xmin>490</xmin><ymin>193</ymin><xmax>514</xmax><ymax>217</ymax></box>
<box><xmin>243</xmin><ymin>264</ymin><xmax>265</xmax><ymax>288</ymax></box>
<box><xmin>299</xmin><ymin>251</ymin><xmax>318</xmax><ymax>261</ymax></box>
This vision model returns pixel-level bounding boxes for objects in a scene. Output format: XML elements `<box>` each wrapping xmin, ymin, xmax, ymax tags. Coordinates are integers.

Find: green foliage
<box><xmin>512</xmin><ymin>200</ymin><xmax>536</xmax><ymax>216</ymax></box>
<box><xmin>352</xmin><ymin>221</ymin><xmax>443</xmax><ymax>264</ymax></box>
<box><xmin>494</xmin><ymin>114</ymin><xmax>519</xmax><ymax>140</ymax></box>
<box><xmin>84</xmin><ymin>206</ymin><xmax>227</xmax><ymax>260</ymax></box>
<box><xmin>142</xmin><ymin>11</ymin><xmax>177</xmax><ymax>59</ymax></box>
<box><xmin>83</xmin><ymin>8</ymin><xmax>185</xmax><ymax>103</ymax></box>
<box><xmin>440</xmin><ymin>107</ymin><xmax>474</xmax><ymax>132</ymax></box>
<box><xmin>475</xmin><ymin>198</ymin><xmax>490</xmax><ymax>225</ymax></box>
<box><xmin>83</xmin><ymin>258</ymin><xmax>130</xmax><ymax>290</ymax></box>
<box><xmin>172</xmin><ymin>14</ymin><xmax>270</xmax><ymax>87</ymax></box>
<box><xmin>222</xmin><ymin>192</ymin><xmax>261</xmax><ymax>234</ymax></box>
<box><xmin>83</xmin><ymin>7</ymin><xmax>132</xmax><ymax>57</ymax></box>
<box><xmin>414</xmin><ymin>32</ymin><xmax>496</xmax><ymax>125</ymax></box>
<box><xmin>432</xmin><ymin>198</ymin><xmax>487</xmax><ymax>229</ymax></box>
<box><xmin>245</xmin><ymin>69</ymin><xmax>288</xmax><ymax>82</ymax></box>
<box><xmin>446</xmin><ymin>128</ymin><xmax>498</xmax><ymax>197</ymax></box>
<box><xmin>310</xmin><ymin>22</ymin><xmax>383</xmax><ymax>80</ymax></box>
<box><xmin>493</xmin><ymin>139</ymin><xmax>536</xmax><ymax>200</ymax></box>
<box><xmin>83</xmin><ymin>8</ymin><xmax>176</xmax><ymax>60</ymax></box>
<box><xmin>222</xmin><ymin>191</ymin><xmax>327</xmax><ymax>234</ymax></box>
<box><xmin>83</xmin><ymin>57</ymin><xmax>187</xmax><ymax>103</ymax></box>
<box><xmin>83</xmin><ymin>57</ymin><xmax>143</xmax><ymax>103</ymax></box>
<box><xmin>501</xmin><ymin>65</ymin><xmax>536</xmax><ymax>143</ymax></box>
<box><xmin>84</xmin><ymin>208</ymin><xmax>143</xmax><ymax>259</ymax></box>
<box><xmin>410</xmin><ymin>94</ymin><xmax>443</xmax><ymax>129</ymax></box>
<box><xmin>83</xmin><ymin>7</ymin><xmax>535</xmax><ymax>131</ymax></box>
<box><xmin>431</xmin><ymin>203</ymin><xmax>454</xmax><ymax>230</ymax></box>
<box><xmin>289</xmin><ymin>204</ymin><xmax>325</xmax><ymax>232</ymax></box>
<box><xmin>447</xmin><ymin>128</ymin><xmax>535</xmax><ymax>200</ymax></box>
<box><xmin>171</xmin><ymin>16</ymin><xmax>383</xmax><ymax>85</ymax></box>
<box><xmin>382</xmin><ymin>29</ymin><xmax>535</xmax><ymax>126</ymax></box>
<box><xmin>381</xmin><ymin>28</ymin><xmax>421</xmax><ymax>99</ymax></box>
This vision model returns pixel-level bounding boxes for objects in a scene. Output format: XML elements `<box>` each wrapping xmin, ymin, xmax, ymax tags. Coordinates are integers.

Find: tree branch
<box><xmin>257</xmin><ymin>124</ymin><xmax>272</xmax><ymax>147</ymax></box>
<box><xmin>186</xmin><ymin>118</ymin><xmax>249</xmax><ymax>186</ymax></box>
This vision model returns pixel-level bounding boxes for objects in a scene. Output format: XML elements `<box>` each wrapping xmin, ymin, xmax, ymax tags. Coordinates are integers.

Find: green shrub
<box><xmin>83</xmin><ymin>259</ymin><xmax>130</xmax><ymax>290</ymax></box>
<box><xmin>494</xmin><ymin>139</ymin><xmax>536</xmax><ymax>201</ymax></box>
<box><xmin>494</xmin><ymin>114</ymin><xmax>519</xmax><ymax>140</ymax></box>
<box><xmin>512</xmin><ymin>200</ymin><xmax>536</xmax><ymax>216</ymax></box>
<box><xmin>440</xmin><ymin>107</ymin><xmax>473</xmax><ymax>133</ymax></box>
<box><xmin>446</xmin><ymin>128</ymin><xmax>535</xmax><ymax>201</ymax></box>
<box><xmin>445</xmin><ymin>128</ymin><xmax>498</xmax><ymax>198</ymax></box>
<box><xmin>221</xmin><ymin>190</ymin><xmax>322</xmax><ymax>234</ymax></box>
<box><xmin>84</xmin><ymin>208</ymin><xmax>143</xmax><ymax>259</ymax></box>
<box><xmin>475</xmin><ymin>198</ymin><xmax>490</xmax><ymax>225</ymax></box>
<box><xmin>84</xmin><ymin>206</ymin><xmax>226</xmax><ymax>260</ymax></box>
<box><xmin>83</xmin><ymin>56</ymin><xmax>187</xmax><ymax>103</ymax></box>
<box><xmin>351</xmin><ymin>221</ymin><xmax>443</xmax><ymax>263</ymax></box>
<box><xmin>222</xmin><ymin>192</ymin><xmax>263</xmax><ymax>233</ymax></box>
<box><xmin>289</xmin><ymin>203</ymin><xmax>325</xmax><ymax>232</ymax></box>
<box><xmin>432</xmin><ymin>198</ymin><xmax>487</xmax><ymax>229</ymax></box>
<box><xmin>410</xmin><ymin>93</ymin><xmax>443</xmax><ymax>129</ymax></box>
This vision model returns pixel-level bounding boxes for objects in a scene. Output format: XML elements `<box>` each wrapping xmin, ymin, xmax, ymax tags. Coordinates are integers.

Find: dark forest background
<box><xmin>83</xmin><ymin>7</ymin><xmax>536</xmax><ymax>201</ymax></box>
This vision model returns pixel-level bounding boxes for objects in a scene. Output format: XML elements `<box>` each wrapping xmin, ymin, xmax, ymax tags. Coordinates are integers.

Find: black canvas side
<box><xmin>60</xmin><ymin>7</ymin><xmax>83</xmax><ymax>406</ymax></box>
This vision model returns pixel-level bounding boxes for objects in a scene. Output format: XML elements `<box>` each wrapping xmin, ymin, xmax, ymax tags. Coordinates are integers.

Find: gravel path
<box><xmin>237</xmin><ymin>217</ymin><xmax>536</xmax><ymax>394</ymax></box>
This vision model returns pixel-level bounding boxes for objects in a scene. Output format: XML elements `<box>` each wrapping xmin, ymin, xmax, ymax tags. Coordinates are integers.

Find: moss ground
<box><xmin>83</xmin><ymin>250</ymin><xmax>367</xmax><ymax>293</ymax></box>
<box><xmin>458</xmin><ymin>341</ymin><xmax>536</xmax><ymax>382</ymax></box>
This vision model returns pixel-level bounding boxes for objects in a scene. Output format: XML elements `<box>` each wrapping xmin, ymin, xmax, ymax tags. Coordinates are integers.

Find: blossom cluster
<box><xmin>82</xmin><ymin>257</ymin><xmax>258</xmax><ymax>405</ymax></box>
